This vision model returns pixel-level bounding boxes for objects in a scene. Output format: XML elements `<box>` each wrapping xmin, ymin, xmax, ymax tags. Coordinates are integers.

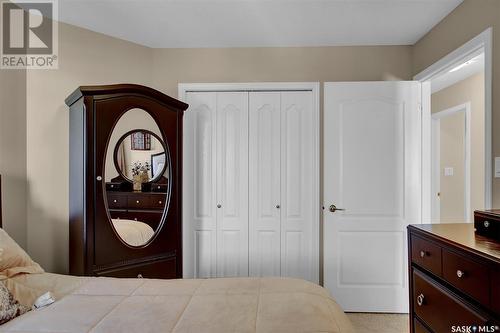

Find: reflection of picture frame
<box><xmin>131</xmin><ymin>131</ymin><xmax>151</xmax><ymax>150</ymax></box>
<box><xmin>151</xmin><ymin>152</ymin><xmax>166</xmax><ymax>179</ymax></box>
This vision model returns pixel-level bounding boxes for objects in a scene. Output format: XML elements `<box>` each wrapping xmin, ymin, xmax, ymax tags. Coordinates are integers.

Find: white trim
<box><xmin>430</xmin><ymin>118</ymin><xmax>440</xmax><ymax>223</ymax></box>
<box><xmin>178</xmin><ymin>82</ymin><xmax>321</xmax><ymax>284</ymax></box>
<box><xmin>415</xmin><ymin>27</ymin><xmax>492</xmax><ymax>217</ymax></box>
<box><xmin>431</xmin><ymin>103</ymin><xmax>472</xmax><ymax>223</ymax></box>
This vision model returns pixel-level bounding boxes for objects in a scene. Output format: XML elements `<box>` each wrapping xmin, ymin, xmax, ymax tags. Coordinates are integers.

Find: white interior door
<box><xmin>249</xmin><ymin>92</ymin><xmax>282</xmax><ymax>277</ymax></box>
<box><xmin>323</xmin><ymin>81</ymin><xmax>421</xmax><ymax>313</ymax></box>
<box><xmin>280</xmin><ymin>91</ymin><xmax>318</xmax><ymax>282</ymax></box>
<box><xmin>184</xmin><ymin>92</ymin><xmax>217</xmax><ymax>278</ymax></box>
<box><xmin>216</xmin><ymin>92</ymin><xmax>249</xmax><ymax>277</ymax></box>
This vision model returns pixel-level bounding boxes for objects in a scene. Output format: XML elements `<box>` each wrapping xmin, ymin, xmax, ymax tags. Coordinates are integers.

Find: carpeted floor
<box><xmin>346</xmin><ymin>313</ymin><xmax>409</xmax><ymax>333</ymax></box>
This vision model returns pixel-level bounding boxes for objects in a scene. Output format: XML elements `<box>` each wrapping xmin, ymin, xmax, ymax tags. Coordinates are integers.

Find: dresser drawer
<box><xmin>414</xmin><ymin>318</ymin><xmax>431</xmax><ymax>333</ymax></box>
<box><xmin>411</xmin><ymin>235</ymin><xmax>442</xmax><ymax>276</ymax></box>
<box><xmin>413</xmin><ymin>269</ymin><xmax>488</xmax><ymax>333</ymax></box>
<box><xmin>119</xmin><ymin>211</ymin><xmax>163</xmax><ymax>230</ymax></box>
<box><xmin>95</xmin><ymin>257</ymin><xmax>177</xmax><ymax>279</ymax></box>
<box><xmin>127</xmin><ymin>194</ymin><xmax>152</xmax><ymax>209</ymax></box>
<box><xmin>107</xmin><ymin>194</ymin><xmax>127</xmax><ymax>209</ymax></box>
<box><xmin>442</xmin><ymin>249</ymin><xmax>489</xmax><ymax>306</ymax></box>
<box><xmin>149</xmin><ymin>194</ymin><xmax>167</xmax><ymax>209</ymax></box>
<box><xmin>492</xmin><ymin>270</ymin><xmax>500</xmax><ymax>315</ymax></box>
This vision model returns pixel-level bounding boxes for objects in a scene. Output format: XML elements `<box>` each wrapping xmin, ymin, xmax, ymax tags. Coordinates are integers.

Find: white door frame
<box><xmin>414</xmin><ymin>27</ymin><xmax>492</xmax><ymax>223</ymax></box>
<box><xmin>431</xmin><ymin>103</ymin><xmax>472</xmax><ymax>223</ymax></box>
<box><xmin>178</xmin><ymin>82</ymin><xmax>320</xmax><ymax>283</ymax></box>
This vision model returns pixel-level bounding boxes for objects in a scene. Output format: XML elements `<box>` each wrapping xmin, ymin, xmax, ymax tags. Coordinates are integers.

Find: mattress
<box><xmin>1</xmin><ymin>274</ymin><xmax>354</xmax><ymax>333</ymax></box>
<box><xmin>112</xmin><ymin>219</ymin><xmax>155</xmax><ymax>246</ymax></box>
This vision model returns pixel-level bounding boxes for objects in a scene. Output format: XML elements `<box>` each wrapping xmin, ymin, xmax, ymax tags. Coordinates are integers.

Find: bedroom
<box><xmin>0</xmin><ymin>0</ymin><xmax>499</xmax><ymax>332</ymax></box>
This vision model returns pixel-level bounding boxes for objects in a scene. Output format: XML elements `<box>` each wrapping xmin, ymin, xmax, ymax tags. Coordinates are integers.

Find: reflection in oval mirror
<box><xmin>104</xmin><ymin>108</ymin><xmax>171</xmax><ymax>247</ymax></box>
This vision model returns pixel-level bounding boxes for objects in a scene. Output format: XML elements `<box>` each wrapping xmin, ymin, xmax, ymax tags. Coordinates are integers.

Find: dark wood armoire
<box><xmin>65</xmin><ymin>84</ymin><xmax>188</xmax><ymax>278</ymax></box>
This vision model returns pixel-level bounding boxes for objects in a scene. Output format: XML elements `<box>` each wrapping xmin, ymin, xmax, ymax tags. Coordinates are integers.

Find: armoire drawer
<box><xmin>96</xmin><ymin>257</ymin><xmax>177</xmax><ymax>279</ymax></box>
<box><xmin>411</xmin><ymin>235</ymin><xmax>442</xmax><ymax>276</ymax></box>
<box><xmin>442</xmin><ymin>249</ymin><xmax>489</xmax><ymax>306</ymax></box>
<box><xmin>413</xmin><ymin>269</ymin><xmax>489</xmax><ymax>333</ymax></box>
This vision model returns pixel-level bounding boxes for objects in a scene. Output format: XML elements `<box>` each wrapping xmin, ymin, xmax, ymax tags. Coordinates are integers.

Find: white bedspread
<box><xmin>112</xmin><ymin>219</ymin><xmax>155</xmax><ymax>246</ymax></box>
<box><xmin>1</xmin><ymin>275</ymin><xmax>354</xmax><ymax>333</ymax></box>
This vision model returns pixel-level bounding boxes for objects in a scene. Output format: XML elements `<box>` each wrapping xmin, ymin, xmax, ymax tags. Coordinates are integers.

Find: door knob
<box><xmin>329</xmin><ymin>204</ymin><xmax>345</xmax><ymax>213</ymax></box>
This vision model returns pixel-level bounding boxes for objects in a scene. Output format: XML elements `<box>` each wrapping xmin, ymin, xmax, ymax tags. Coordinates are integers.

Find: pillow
<box><xmin>0</xmin><ymin>282</ymin><xmax>29</xmax><ymax>325</ymax></box>
<box><xmin>0</xmin><ymin>229</ymin><xmax>44</xmax><ymax>280</ymax></box>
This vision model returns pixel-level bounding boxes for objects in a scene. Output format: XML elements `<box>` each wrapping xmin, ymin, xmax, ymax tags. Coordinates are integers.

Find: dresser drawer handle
<box><xmin>134</xmin><ymin>218</ymin><xmax>138</xmax><ymax>221</ymax></box>
<box><xmin>136</xmin><ymin>200</ymin><xmax>140</xmax><ymax>204</ymax></box>
<box><xmin>456</xmin><ymin>270</ymin><xmax>465</xmax><ymax>278</ymax></box>
<box><xmin>159</xmin><ymin>201</ymin><xmax>162</xmax><ymax>204</ymax></box>
<box><xmin>420</xmin><ymin>251</ymin><xmax>426</xmax><ymax>258</ymax></box>
<box><xmin>137</xmin><ymin>274</ymin><xmax>143</xmax><ymax>278</ymax></box>
<box><xmin>484</xmin><ymin>221</ymin><xmax>490</xmax><ymax>228</ymax></box>
<box><xmin>416</xmin><ymin>294</ymin><xmax>425</xmax><ymax>306</ymax></box>
<box><xmin>113</xmin><ymin>199</ymin><xmax>117</xmax><ymax>203</ymax></box>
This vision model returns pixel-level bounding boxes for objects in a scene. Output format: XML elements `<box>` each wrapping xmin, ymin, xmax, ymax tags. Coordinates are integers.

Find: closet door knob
<box><xmin>217</xmin><ymin>204</ymin><xmax>222</xmax><ymax>208</ymax></box>
<box><xmin>96</xmin><ymin>176</ymin><xmax>102</xmax><ymax>181</ymax></box>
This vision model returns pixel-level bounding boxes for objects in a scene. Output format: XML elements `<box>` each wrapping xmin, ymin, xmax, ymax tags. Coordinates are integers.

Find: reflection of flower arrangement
<box><xmin>131</xmin><ymin>161</ymin><xmax>150</xmax><ymax>176</ymax></box>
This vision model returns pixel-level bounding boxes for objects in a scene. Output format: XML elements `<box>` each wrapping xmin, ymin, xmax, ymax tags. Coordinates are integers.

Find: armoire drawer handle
<box><xmin>276</xmin><ymin>204</ymin><xmax>280</xmax><ymax>209</ymax></box>
<box><xmin>136</xmin><ymin>200</ymin><xmax>140</xmax><ymax>204</ymax></box>
<box><xmin>137</xmin><ymin>274</ymin><xmax>143</xmax><ymax>278</ymax></box>
<box><xmin>484</xmin><ymin>221</ymin><xmax>490</xmax><ymax>228</ymax></box>
<box><xmin>456</xmin><ymin>270</ymin><xmax>465</xmax><ymax>278</ymax></box>
<box><xmin>416</xmin><ymin>294</ymin><xmax>425</xmax><ymax>306</ymax></box>
<box><xmin>217</xmin><ymin>204</ymin><xmax>222</xmax><ymax>208</ymax></box>
<box><xmin>420</xmin><ymin>251</ymin><xmax>426</xmax><ymax>258</ymax></box>
<box><xmin>159</xmin><ymin>201</ymin><xmax>162</xmax><ymax>204</ymax></box>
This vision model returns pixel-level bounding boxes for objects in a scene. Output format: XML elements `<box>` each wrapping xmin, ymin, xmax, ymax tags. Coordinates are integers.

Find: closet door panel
<box><xmin>249</xmin><ymin>92</ymin><xmax>281</xmax><ymax>277</ymax></box>
<box><xmin>281</xmin><ymin>91</ymin><xmax>316</xmax><ymax>282</ymax></box>
<box><xmin>184</xmin><ymin>92</ymin><xmax>217</xmax><ymax>278</ymax></box>
<box><xmin>216</xmin><ymin>92</ymin><xmax>249</xmax><ymax>277</ymax></box>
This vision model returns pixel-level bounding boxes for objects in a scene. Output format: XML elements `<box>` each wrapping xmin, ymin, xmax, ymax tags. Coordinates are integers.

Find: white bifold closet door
<box><xmin>248</xmin><ymin>91</ymin><xmax>316</xmax><ymax>282</ymax></box>
<box><xmin>184</xmin><ymin>89</ymin><xmax>317</xmax><ymax>283</ymax></box>
<box><xmin>184</xmin><ymin>91</ymin><xmax>249</xmax><ymax>278</ymax></box>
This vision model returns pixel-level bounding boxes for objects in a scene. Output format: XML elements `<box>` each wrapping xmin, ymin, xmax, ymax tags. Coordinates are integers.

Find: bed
<box><xmin>0</xmin><ymin>175</ymin><xmax>354</xmax><ymax>332</ymax></box>
<box><xmin>112</xmin><ymin>219</ymin><xmax>155</xmax><ymax>246</ymax></box>
<box><xmin>1</xmin><ymin>273</ymin><xmax>354</xmax><ymax>333</ymax></box>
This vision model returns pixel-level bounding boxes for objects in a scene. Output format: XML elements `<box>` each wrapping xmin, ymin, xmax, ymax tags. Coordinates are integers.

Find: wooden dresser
<box><xmin>107</xmin><ymin>191</ymin><xmax>167</xmax><ymax>230</ymax></box>
<box><xmin>408</xmin><ymin>223</ymin><xmax>500</xmax><ymax>333</ymax></box>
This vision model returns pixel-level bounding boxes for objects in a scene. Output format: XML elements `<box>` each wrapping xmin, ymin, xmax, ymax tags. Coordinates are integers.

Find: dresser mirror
<box><xmin>104</xmin><ymin>108</ymin><xmax>171</xmax><ymax>247</ymax></box>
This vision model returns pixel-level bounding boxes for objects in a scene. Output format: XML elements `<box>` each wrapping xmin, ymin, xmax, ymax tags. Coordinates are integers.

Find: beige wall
<box><xmin>0</xmin><ymin>68</ymin><xmax>27</xmax><ymax>247</ymax></box>
<box><xmin>413</xmin><ymin>0</ymin><xmax>500</xmax><ymax>206</ymax></box>
<box><xmin>151</xmin><ymin>46</ymin><xmax>412</xmax><ymax>97</ymax></box>
<box><xmin>437</xmin><ymin>111</ymin><xmax>466</xmax><ymax>222</ymax></box>
<box><xmin>431</xmin><ymin>73</ymin><xmax>485</xmax><ymax>222</ymax></box>
<box><xmin>25</xmin><ymin>22</ymin><xmax>153</xmax><ymax>272</ymax></box>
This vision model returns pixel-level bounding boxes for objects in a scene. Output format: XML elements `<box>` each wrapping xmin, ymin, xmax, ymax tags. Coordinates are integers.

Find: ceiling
<box><xmin>431</xmin><ymin>52</ymin><xmax>484</xmax><ymax>93</ymax></box>
<box><xmin>56</xmin><ymin>0</ymin><xmax>464</xmax><ymax>48</ymax></box>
